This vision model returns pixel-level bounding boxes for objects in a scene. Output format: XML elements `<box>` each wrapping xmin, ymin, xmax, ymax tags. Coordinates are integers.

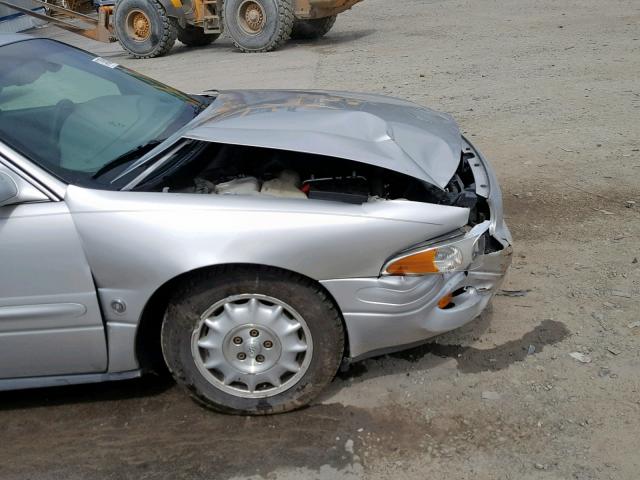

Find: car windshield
<box><xmin>0</xmin><ymin>38</ymin><xmax>204</xmax><ymax>187</ymax></box>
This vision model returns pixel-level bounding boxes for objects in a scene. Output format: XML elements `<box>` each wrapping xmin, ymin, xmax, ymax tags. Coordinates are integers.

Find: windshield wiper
<box><xmin>92</xmin><ymin>141</ymin><xmax>164</xmax><ymax>179</ymax></box>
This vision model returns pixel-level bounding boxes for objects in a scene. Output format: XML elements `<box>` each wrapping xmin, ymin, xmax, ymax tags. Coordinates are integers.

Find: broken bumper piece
<box><xmin>322</xmin><ymin>228</ymin><xmax>512</xmax><ymax>360</ymax></box>
<box><xmin>322</xmin><ymin>138</ymin><xmax>512</xmax><ymax>360</ymax></box>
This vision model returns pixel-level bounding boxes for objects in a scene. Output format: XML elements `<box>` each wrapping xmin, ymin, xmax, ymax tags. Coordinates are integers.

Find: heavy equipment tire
<box><xmin>176</xmin><ymin>23</ymin><xmax>221</xmax><ymax>47</ymax></box>
<box><xmin>223</xmin><ymin>0</ymin><xmax>294</xmax><ymax>53</ymax></box>
<box><xmin>291</xmin><ymin>15</ymin><xmax>337</xmax><ymax>40</ymax></box>
<box><xmin>161</xmin><ymin>265</ymin><xmax>344</xmax><ymax>415</ymax></box>
<box><xmin>114</xmin><ymin>0</ymin><xmax>177</xmax><ymax>59</ymax></box>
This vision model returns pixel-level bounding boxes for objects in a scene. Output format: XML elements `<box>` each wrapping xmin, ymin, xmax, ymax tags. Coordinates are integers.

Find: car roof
<box><xmin>0</xmin><ymin>33</ymin><xmax>32</xmax><ymax>47</ymax></box>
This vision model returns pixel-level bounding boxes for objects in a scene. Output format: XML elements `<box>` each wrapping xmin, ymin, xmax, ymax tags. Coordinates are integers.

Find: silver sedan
<box><xmin>0</xmin><ymin>34</ymin><xmax>512</xmax><ymax>414</ymax></box>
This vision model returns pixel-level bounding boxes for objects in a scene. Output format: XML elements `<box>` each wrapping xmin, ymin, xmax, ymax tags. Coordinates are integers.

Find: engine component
<box><xmin>450</xmin><ymin>189</ymin><xmax>478</xmax><ymax>209</ymax></box>
<box><xmin>151</xmin><ymin>142</ymin><xmax>488</xmax><ymax>224</ymax></box>
<box><xmin>261</xmin><ymin>170</ymin><xmax>307</xmax><ymax>199</ymax></box>
<box><xmin>194</xmin><ymin>177</ymin><xmax>215</xmax><ymax>194</ymax></box>
<box><xmin>304</xmin><ymin>175</ymin><xmax>369</xmax><ymax>204</ymax></box>
<box><xmin>215</xmin><ymin>176</ymin><xmax>260</xmax><ymax>195</ymax></box>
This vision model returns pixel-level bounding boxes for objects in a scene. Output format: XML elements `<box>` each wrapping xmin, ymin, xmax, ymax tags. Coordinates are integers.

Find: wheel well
<box><xmin>135</xmin><ymin>263</ymin><xmax>350</xmax><ymax>372</ymax></box>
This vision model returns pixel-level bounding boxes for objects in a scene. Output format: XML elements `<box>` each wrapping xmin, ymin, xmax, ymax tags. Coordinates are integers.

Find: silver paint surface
<box><xmin>0</xmin><ymin>82</ymin><xmax>511</xmax><ymax>389</ymax></box>
<box><xmin>323</xmin><ymin>244</ymin><xmax>512</xmax><ymax>359</ymax></box>
<box><xmin>0</xmin><ymin>33</ymin><xmax>28</xmax><ymax>47</ymax></box>
<box><xmin>0</xmin><ymin>369</ymin><xmax>141</xmax><ymax>392</ymax></box>
<box><xmin>0</xmin><ymin>166</ymin><xmax>108</xmax><ymax>378</ymax></box>
<box><xmin>65</xmin><ymin>186</ymin><xmax>472</xmax><ymax>374</ymax></box>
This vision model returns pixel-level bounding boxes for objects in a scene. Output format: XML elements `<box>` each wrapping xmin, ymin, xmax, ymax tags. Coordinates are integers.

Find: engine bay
<box><xmin>143</xmin><ymin>142</ymin><xmax>490</xmax><ymax>226</ymax></box>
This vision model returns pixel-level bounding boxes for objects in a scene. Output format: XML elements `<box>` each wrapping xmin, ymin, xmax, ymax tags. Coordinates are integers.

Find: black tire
<box><xmin>223</xmin><ymin>0</ymin><xmax>294</xmax><ymax>53</ymax></box>
<box><xmin>291</xmin><ymin>15</ymin><xmax>337</xmax><ymax>40</ymax></box>
<box><xmin>176</xmin><ymin>23</ymin><xmax>220</xmax><ymax>47</ymax></box>
<box><xmin>114</xmin><ymin>0</ymin><xmax>177</xmax><ymax>59</ymax></box>
<box><xmin>161</xmin><ymin>266</ymin><xmax>344</xmax><ymax>415</ymax></box>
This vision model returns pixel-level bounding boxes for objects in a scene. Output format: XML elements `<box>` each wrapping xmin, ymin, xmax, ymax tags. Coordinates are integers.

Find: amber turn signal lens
<box><xmin>384</xmin><ymin>249</ymin><xmax>439</xmax><ymax>275</ymax></box>
<box><xmin>438</xmin><ymin>293</ymin><xmax>453</xmax><ymax>309</ymax></box>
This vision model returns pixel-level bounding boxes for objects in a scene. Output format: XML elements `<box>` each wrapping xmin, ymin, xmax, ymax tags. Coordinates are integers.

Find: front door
<box><xmin>0</xmin><ymin>164</ymin><xmax>107</xmax><ymax>378</ymax></box>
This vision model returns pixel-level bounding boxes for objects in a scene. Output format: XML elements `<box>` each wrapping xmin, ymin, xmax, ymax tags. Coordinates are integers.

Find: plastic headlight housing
<box><xmin>383</xmin><ymin>245</ymin><xmax>463</xmax><ymax>275</ymax></box>
<box><xmin>434</xmin><ymin>246</ymin><xmax>464</xmax><ymax>272</ymax></box>
<box><xmin>382</xmin><ymin>221</ymin><xmax>491</xmax><ymax>276</ymax></box>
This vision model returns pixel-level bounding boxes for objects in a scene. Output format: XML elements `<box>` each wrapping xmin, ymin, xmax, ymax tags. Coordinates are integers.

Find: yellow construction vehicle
<box><xmin>0</xmin><ymin>0</ymin><xmax>363</xmax><ymax>57</ymax></box>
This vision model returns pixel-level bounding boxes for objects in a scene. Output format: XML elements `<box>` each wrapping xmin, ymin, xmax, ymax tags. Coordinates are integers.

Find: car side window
<box><xmin>0</xmin><ymin>64</ymin><xmax>120</xmax><ymax>111</ymax></box>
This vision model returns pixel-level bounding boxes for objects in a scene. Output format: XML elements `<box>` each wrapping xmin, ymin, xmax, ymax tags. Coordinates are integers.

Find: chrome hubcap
<box><xmin>191</xmin><ymin>294</ymin><xmax>312</xmax><ymax>398</ymax></box>
<box><xmin>223</xmin><ymin>323</ymin><xmax>281</xmax><ymax>373</ymax></box>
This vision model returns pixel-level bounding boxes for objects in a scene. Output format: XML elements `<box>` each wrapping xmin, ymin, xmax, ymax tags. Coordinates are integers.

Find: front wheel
<box><xmin>161</xmin><ymin>266</ymin><xmax>344</xmax><ymax>414</ymax></box>
<box><xmin>223</xmin><ymin>0</ymin><xmax>295</xmax><ymax>53</ymax></box>
<box><xmin>291</xmin><ymin>15</ymin><xmax>337</xmax><ymax>40</ymax></box>
<box><xmin>114</xmin><ymin>0</ymin><xmax>177</xmax><ymax>58</ymax></box>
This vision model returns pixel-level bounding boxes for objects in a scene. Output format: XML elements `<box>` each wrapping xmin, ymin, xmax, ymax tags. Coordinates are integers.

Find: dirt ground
<box><xmin>1</xmin><ymin>0</ymin><xmax>639</xmax><ymax>478</ymax></box>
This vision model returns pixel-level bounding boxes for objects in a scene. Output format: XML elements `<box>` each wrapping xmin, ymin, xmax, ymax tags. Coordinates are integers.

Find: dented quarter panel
<box><xmin>322</xmin><ymin>219</ymin><xmax>512</xmax><ymax>359</ymax></box>
<box><xmin>321</xmin><ymin>138</ymin><xmax>513</xmax><ymax>359</ymax></box>
<box><xmin>65</xmin><ymin>186</ymin><xmax>470</xmax><ymax>370</ymax></box>
<box><xmin>323</xmin><ymin>246</ymin><xmax>512</xmax><ymax>359</ymax></box>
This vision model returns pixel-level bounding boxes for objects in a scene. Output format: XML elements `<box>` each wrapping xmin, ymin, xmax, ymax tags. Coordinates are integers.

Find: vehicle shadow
<box><xmin>170</xmin><ymin>38</ymin><xmax>237</xmax><ymax>55</ymax></box>
<box><xmin>0</xmin><ymin>310</ymin><xmax>490</xmax><ymax>411</ymax></box>
<box><xmin>147</xmin><ymin>28</ymin><xmax>377</xmax><ymax>59</ymax></box>
<box><xmin>0</xmin><ymin>313</ymin><xmax>571</xmax><ymax>479</ymax></box>
<box><xmin>0</xmin><ymin>311</ymin><xmax>570</xmax><ymax>411</ymax></box>
<box><xmin>290</xmin><ymin>28</ymin><xmax>377</xmax><ymax>48</ymax></box>
<box><xmin>329</xmin><ymin>313</ymin><xmax>570</xmax><ymax>388</ymax></box>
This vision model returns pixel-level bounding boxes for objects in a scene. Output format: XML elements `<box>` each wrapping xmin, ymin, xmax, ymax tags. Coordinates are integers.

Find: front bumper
<box><xmin>321</xmin><ymin>139</ymin><xmax>512</xmax><ymax>360</ymax></box>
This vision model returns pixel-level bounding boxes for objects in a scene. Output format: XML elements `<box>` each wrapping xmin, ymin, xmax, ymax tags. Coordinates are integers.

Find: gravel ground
<box><xmin>1</xmin><ymin>0</ymin><xmax>639</xmax><ymax>479</ymax></box>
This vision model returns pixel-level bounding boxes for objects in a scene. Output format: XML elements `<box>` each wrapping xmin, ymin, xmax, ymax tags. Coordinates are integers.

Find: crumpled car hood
<box><xmin>184</xmin><ymin>90</ymin><xmax>463</xmax><ymax>189</ymax></box>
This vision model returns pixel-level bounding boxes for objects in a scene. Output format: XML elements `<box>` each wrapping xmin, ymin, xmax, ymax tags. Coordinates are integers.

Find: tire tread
<box><xmin>161</xmin><ymin>265</ymin><xmax>344</xmax><ymax>415</ymax></box>
<box><xmin>227</xmin><ymin>0</ymin><xmax>295</xmax><ymax>53</ymax></box>
<box><xmin>115</xmin><ymin>0</ymin><xmax>177</xmax><ymax>59</ymax></box>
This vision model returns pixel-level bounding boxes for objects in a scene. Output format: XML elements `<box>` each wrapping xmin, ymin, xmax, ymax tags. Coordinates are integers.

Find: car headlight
<box><xmin>382</xmin><ymin>245</ymin><xmax>463</xmax><ymax>275</ymax></box>
<box><xmin>382</xmin><ymin>221</ymin><xmax>491</xmax><ymax>276</ymax></box>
